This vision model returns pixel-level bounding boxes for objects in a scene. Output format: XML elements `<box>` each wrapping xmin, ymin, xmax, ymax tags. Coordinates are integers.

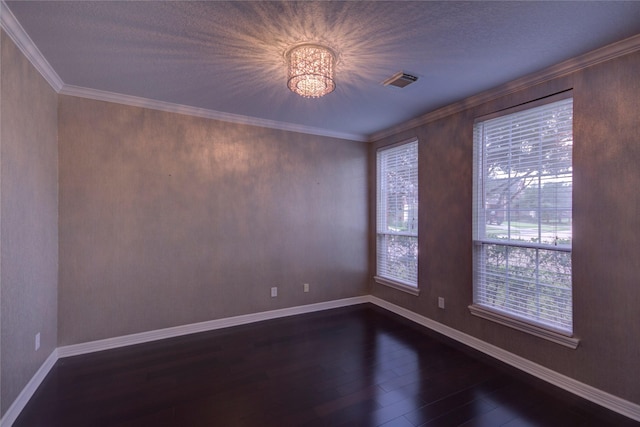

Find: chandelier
<box><xmin>286</xmin><ymin>44</ymin><xmax>336</xmax><ymax>98</ymax></box>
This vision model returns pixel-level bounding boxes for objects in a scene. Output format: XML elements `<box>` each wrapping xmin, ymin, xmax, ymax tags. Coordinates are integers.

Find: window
<box><xmin>471</xmin><ymin>95</ymin><xmax>576</xmax><ymax>347</ymax></box>
<box><xmin>376</xmin><ymin>139</ymin><xmax>418</xmax><ymax>294</ymax></box>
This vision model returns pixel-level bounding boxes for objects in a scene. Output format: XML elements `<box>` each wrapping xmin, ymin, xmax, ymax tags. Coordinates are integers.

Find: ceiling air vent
<box><xmin>382</xmin><ymin>71</ymin><xmax>418</xmax><ymax>88</ymax></box>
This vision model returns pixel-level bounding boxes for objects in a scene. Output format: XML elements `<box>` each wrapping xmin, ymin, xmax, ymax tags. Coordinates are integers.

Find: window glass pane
<box><xmin>376</xmin><ymin>140</ymin><xmax>418</xmax><ymax>287</ymax></box>
<box><xmin>377</xmin><ymin>234</ymin><xmax>418</xmax><ymax>286</ymax></box>
<box><xmin>378</xmin><ymin>143</ymin><xmax>418</xmax><ymax>234</ymax></box>
<box><xmin>473</xmin><ymin>96</ymin><xmax>572</xmax><ymax>334</ymax></box>
<box><xmin>476</xmin><ymin>244</ymin><xmax>572</xmax><ymax>332</ymax></box>
<box><xmin>478</xmin><ymin>98</ymin><xmax>573</xmax><ymax>248</ymax></box>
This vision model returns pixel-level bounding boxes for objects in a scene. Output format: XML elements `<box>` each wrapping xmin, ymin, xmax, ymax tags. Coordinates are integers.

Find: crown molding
<box><xmin>0</xmin><ymin>1</ymin><xmax>64</xmax><ymax>92</ymax></box>
<box><xmin>368</xmin><ymin>33</ymin><xmax>640</xmax><ymax>142</ymax></box>
<box><xmin>59</xmin><ymin>84</ymin><xmax>367</xmax><ymax>142</ymax></box>
<box><xmin>3</xmin><ymin>0</ymin><xmax>638</xmax><ymax>144</ymax></box>
<box><xmin>0</xmin><ymin>0</ymin><xmax>365</xmax><ymax>142</ymax></box>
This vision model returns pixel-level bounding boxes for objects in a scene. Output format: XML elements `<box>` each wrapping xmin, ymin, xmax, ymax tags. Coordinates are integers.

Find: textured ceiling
<box><xmin>5</xmin><ymin>1</ymin><xmax>640</xmax><ymax>140</ymax></box>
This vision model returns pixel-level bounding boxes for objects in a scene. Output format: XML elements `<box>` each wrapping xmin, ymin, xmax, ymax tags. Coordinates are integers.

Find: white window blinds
<box><xmin>473</xmin><ymin>96</ymin><xmax>573</xmax><ymax>334</ymax></box>
<box><xmin>376</xmin><ymin>140</ymin><xmax>418</xmax><ymax>287</ymax></box>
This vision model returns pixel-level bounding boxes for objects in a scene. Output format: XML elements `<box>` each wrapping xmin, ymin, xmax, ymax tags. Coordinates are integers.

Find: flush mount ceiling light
<box><xmin>286</xmin><ymin>44</ymin><xmax>336</xmax><ymax>98</ymax></box>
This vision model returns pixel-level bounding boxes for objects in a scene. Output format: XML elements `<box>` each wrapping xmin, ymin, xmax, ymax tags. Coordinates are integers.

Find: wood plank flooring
<box><xmin>14</xmin><ymin>304</ymin><xmax>639</xmax><ymax>426</ymax></box>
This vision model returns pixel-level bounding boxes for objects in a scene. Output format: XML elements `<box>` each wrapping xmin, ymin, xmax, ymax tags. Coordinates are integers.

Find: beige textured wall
<box><xmin>0</xmin><ymin>31</ymin><xmax>59</xmax><ymax>416</ymax></box>
<box><xmin>4</xmin><ymin>16</ymin><xmax>637</xmax><ymax>419</ymax></box>
<box><xmin>58</xmin><ymin>96</ymin><xmax>368</xmax><ymax>345</ymax></box>
<box><xmin>370</xmin><ymin>51</ymin><xmax>640</xmax><ymax>405</ymax></box>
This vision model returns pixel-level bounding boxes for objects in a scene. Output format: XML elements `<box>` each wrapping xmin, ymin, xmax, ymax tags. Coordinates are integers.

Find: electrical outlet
<box><xmin>438</xmin><ymin>297</ymin><xmax>445</xmax><ymax>309</ymax></box>
<box><xmin>271</xmin><ymin>287</ymin><xmax>278</xmax><ymax>297</ymax></box>
<box><xmin>303</xmin><ymin>283</ymin><xmax>310</xmax><ymax>293</ymax></box>
<box><xmin>35</xmin><ymin>333</ymin><xmax>41</xmax><ymax>351</ymax></box>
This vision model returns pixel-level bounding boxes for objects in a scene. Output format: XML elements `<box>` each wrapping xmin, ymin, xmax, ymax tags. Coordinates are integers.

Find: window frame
<box><xmin>470</xmin><ymin>92</ymin><xmax>578</xmax><ymax>348</ymax></box>
<box><xmin>375</xmin><ymin>138</ymin><xmax>419</xmax><ymax>296</ymax></box>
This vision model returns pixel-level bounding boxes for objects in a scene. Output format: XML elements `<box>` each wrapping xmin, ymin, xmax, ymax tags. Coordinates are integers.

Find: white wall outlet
<box><xmin>438</xmin><ymin>297</ymin><xmax>445</xmax><ymax>309</ymax></box>
<box><xmin>271</xmin><ymin>287</ymin><xmax>278</xmax><ymax>297</ymax></box>
<box><xmin>303</xmin><ymin>283</ymin><xmax>310</xmax><ymax>293</ymax></box>
<box><xmin>35</xmin><ymin>332</ymin><xmax>41</xmax><ymax>351</ymax></box>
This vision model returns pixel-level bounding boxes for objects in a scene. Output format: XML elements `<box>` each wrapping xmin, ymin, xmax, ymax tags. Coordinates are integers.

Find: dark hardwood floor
<box><xmin>15</xmin><ymin>304</ymin><xmax>639</xmax><ymax>427</ymax></box>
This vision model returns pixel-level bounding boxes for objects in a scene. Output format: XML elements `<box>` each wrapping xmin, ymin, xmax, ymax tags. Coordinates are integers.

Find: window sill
<box><xmin>468</xmin><ymin>304</ymin><xmax>579</xmax><ymax>349</ymax></box>
<box><xmin>374</xmin><ymin>276</ymin><xmax>420</xmax><ymax>296</ymax></box>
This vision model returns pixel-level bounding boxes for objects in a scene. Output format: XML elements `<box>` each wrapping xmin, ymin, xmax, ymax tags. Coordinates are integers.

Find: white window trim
<box><xmin>374</xmin><ymin>275</ymin><xmax>420</xmax><ymax>296</ymax></box>
<box><xmin>376</xmin><ymin>138</ymin><xmax>419</xmax><ymax>293</ymax></box>
<box><xmin>472</xmin><ymin>92</ymin><xmax>576</xmax><ymax>346</ymax></box>
<box><xmin>468</xmin><ymin>304</ymin><xmax>579</xmax><ymax>349</ymax></box>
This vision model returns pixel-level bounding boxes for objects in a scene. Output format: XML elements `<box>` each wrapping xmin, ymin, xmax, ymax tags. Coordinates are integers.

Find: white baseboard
<box><xmin>1</xmin><ymin>297</ymin><xmax>368</xmax><ymax>426</ymax></box>
<box><xmin>0</xmin><ymin>349</ymin><xmax>58</xmax><ymax>427</ymax></box>
<box><xmin>3</xmin><ymin>295</ymin><xmax>639</xmax><ymax>425</ymax></box>
<box><xmin>57</xmin><ymin>296</ymin><xmax>369</xmax><ymax>358</ymax></box>
<box><xmin>367</xmin><ymin>296</ymin><xmax>640</xmax><ymax>422</ymax></box>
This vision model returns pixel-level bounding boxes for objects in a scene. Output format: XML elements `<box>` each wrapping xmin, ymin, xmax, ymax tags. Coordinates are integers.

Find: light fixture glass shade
<box><xmin>287</xmin><ymin>44</ymin><xmax>336</xmax><ymax>98</ymax></box>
